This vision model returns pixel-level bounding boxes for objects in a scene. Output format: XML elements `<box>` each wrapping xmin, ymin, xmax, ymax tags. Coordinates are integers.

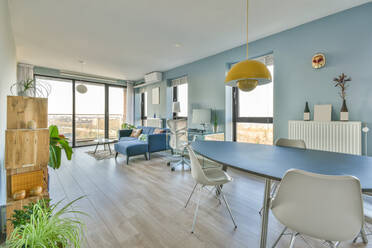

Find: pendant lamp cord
<box><xmin>246</xmin><ymin>0</ymin><xmax>249</xmax><ymax>59</ymax></box>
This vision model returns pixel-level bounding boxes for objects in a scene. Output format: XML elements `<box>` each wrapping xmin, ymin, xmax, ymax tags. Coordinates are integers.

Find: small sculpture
<box><xmin>312</xmin><ymin>53</ymin><xmax>326</xmax><ymax>69</ymax></box>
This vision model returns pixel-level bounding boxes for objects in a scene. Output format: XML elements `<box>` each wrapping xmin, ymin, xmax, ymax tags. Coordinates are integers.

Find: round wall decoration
<box><xmin>312</xmin><ymin>53</ymin><xmax>326</xmax><ymax>69</ymax></box>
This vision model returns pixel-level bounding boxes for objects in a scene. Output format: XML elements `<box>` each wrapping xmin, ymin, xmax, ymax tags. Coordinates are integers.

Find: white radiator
<box><xmin>288</xmin><ymin>121</ymin><xmax>362</xmax><ymax>155</ymax></box>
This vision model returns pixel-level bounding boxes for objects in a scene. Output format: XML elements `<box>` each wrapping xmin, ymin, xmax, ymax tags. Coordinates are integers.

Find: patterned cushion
<box><xmin>138</xmin><ymin>134</ymin><xmax>148</xmax><ymax>142</ymax></box>
<box><xmin>153</xmin><ymin>128</ymin><xmax>165</xmax><ymax>134</ymax></box>
<box><xmin>130</xmin><ymin>128</ymin><xmax>142</xmax><ymax>138</ymax></box>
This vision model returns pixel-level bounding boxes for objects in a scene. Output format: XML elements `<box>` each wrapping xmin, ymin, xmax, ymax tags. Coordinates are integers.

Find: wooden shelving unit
<box><xmin>5</xmin><ymin>96</ymin><xmax>49</xmax><ymax>237</ymax></box>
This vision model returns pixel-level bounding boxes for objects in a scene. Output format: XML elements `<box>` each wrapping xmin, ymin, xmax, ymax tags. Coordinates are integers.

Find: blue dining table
<box><xmin>191</xmin><ymin>140</ymin><xmax>372</xmax><ymax>248</ymax></box>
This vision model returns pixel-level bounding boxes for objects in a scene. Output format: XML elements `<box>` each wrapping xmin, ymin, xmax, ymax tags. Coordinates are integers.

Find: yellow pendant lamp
<box><xmin>225</xmin><ymin>0</ymin><xmax>272</xmax><ymax>92</ymax></box>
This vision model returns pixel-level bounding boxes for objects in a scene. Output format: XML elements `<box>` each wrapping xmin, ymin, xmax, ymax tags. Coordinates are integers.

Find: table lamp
<box><xmin>192</xmin><ymin>109</ymin><xmax>211</xmax><ymax>131</ymax></box>
<box><xmin>172</xmin><ymin>101</ymin><xmax>180</xmax><ymax>119</ymax></box>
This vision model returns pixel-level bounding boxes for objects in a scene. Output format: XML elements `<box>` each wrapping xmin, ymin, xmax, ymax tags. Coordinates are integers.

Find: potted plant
<box><xmin>121</xmin><ymin>123</ymin><xmax>136</xmax><ymax>130</ymax></box>
<box><xmin>213</xmin><ymin>109</ymin><xmax>218</xmax><ymax>133</ymax></box>
<box><xmin>49</xmin><ymin>125</ymin><xmax>73</xmax><ymax>169</ymax></box>
<box><xmin>7</xmin><ymin>197</ymin><xmax>86</xmax><ymax>248</ymax></box>
<box><xmin>333</xmin><ymin>73</ymin><xmax>352</xmax><ymax>121</ymax></box>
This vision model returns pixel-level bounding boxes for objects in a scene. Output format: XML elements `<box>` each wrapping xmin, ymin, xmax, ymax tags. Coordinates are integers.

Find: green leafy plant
<box><xmin>213</xmin><ymin>109</ymin><xmax>218</xmax><ymax>132</ymax></box>
<box><xmin>49</xmin><ymin>125</ymin><xmax>73</xmax><ymax>169</ymax></box>
<box><xmin>121</xmin><ymin>123</ymin><xmax>136</xmax><ymax>129</ymax></box>
<box><xmin>10</xmin><ymin>199</ymin><xmax>51</xmax><ymax>230</ymax></box>
<box><xmin>7</xmin><ymin>197</ymin><xmax>87</xmax><ymax>248</ymax></box>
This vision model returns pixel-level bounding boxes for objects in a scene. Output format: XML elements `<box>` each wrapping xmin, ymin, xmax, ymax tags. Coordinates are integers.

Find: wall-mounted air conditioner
<box><xmin>144</xmin><ymin>72</ymin><xmax>162</xmax><ymax>84</ymax></box>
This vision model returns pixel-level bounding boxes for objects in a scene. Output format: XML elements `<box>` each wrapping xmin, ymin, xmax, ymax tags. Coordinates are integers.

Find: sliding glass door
<box><xmin>75</xmin><ymin>82</ymin><xmax>105</xmax><ymax>146</ymax></box>
<box><xmin>35</xmin><ymin>76</ymin><xmax>73</xmax><ymax>144</ymax></box>
<box><xmin>35</xmin><ymin>75</ymin><xmax>126</xmax><ymax>147</ymax></box>
<box><xmin>108</xmin><ymin>86</ymin><xmax>126</xmax><ymax>139</ymax></box>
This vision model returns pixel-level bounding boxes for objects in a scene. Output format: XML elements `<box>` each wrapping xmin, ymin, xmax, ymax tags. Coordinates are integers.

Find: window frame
<box><xmin>231</xmin><ymin>55</ymin><xmax>274</xmax><ymax>142</ymax></box>
<box><xmin>140</xmin><ymin>92</ymin><xmax>147</xmax><ymax>125</ymax></box>
<box><xmin>172</xmin><ymin>83</ymin><xmax>188</xmax><ymax>119</ymax></box>
<box><xmin>34</xmin><ymin>74</ymin><xmax>126</xmax><ymax>147</ymax></box>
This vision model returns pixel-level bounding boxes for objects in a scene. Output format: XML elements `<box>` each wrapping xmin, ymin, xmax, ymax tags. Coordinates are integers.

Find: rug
<box><xmin>86</xmin><ymin>150</ymin><xmax>116</xmax><ymax>160</ymax></box>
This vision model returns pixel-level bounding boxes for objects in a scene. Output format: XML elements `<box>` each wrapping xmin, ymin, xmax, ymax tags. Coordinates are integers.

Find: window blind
<box><xmin>171</xmin><ymin>76</ymin><xmax>188</xmax><ymax>87</ymax></box>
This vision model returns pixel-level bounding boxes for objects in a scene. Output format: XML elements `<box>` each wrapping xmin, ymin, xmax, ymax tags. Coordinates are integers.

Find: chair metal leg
<box><xmin>361</xmin><ymin>227</ymin><xmax>368</xmax><ymax>244</ymax></box>
<box><xmin>185</xmin><ymin>183</ymin><xmax>198</xmax><ymax>208</ymax></box>
<box><xmin>217</xmin><ymin>185</ymin><xmax>237</xmax><ymax>229</ymax></box>
<box><xmin>325</xmin><ymin>241</ymin><xmax>340</xmax><ymax>248</ymax></box>
<box><xmin>288</xmin><ymin>233</ymin><xmax>299</xmax><ymax>248</ymax></box>
<box><xmin>271</xmin><ymin>226</ymin><xmax>287</xmax><ymax>248</ymax></box>
<box><xmin>191</xmin><ymin>186</ymin><xmax>202</xmax><ymax>233</ymax></box>
<box><xmin>260</xmin><ymin>179</ymin><xmax>272</xmax><ymax>248</ymax></box>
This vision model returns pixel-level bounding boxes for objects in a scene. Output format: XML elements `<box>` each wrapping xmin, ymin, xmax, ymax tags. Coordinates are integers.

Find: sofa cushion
<box><xmin>153</xmin><ymin>128</ymin><xmax>165</xmax><ymax>134</ymax></box>
<box><xmin>138</xmin><ymin>134</ymin><xmax>148</xmax><ymax>142</ymax></box>
<box><xmin>119</xmin><ymin>137</ymin><xmax>137</xmax><ymax>142</ymax></box>
<box><xmin>130</xmin><ymin>128</ymin><xmax>142</xmax><ymax>137</ymax></box>
<box><xmin>140</xmin><ymin>126</ymin><xmax>155</xmax><ymax>135</ymax></box>
<box><xmin>115</xmin><ymin>140</ymin><xmax>148</xmax><ymax>156</ymax></box>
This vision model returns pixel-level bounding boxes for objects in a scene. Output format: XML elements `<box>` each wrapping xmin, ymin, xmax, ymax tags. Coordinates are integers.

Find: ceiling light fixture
<box><xmin>173</xmin><ymin>43</ymin><xmax>182</xmax><ymax>48</ymax></box>
<box><xmin>225</xmin><ymin>0</ymin><xmax>272</xmax><ymax>92</ymax></box>
<box><xmin>76</xmin><ymin>60</ymin><xmax>88</xmax><ymax>94</ymax></box>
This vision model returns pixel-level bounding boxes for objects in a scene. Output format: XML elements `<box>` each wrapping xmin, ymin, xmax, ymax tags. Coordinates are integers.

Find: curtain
<box><xmin>126</xmin><ymin>82</ymin><xmax>134</xmax><ymax>124</ymax></box>
<box><xmin>17</xmin><ymin>63</ymin><xmax>34</xmax><ymax>82</ymax></box>
<box><xmin>171</xmin><ymin>76</ymin><xmax>188</xmax><ymax>87</ymax></box>
<box><xmin>17</xmin><ymin>63</ymin><xmax>34</xmax><ymax>96</ymax></box>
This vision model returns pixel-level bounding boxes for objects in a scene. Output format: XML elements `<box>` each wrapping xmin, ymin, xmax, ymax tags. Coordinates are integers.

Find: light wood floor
<box><xmin>50</xmin><ymin>146</ymin><xmax>371</xmax><ymax>248</ymax></box>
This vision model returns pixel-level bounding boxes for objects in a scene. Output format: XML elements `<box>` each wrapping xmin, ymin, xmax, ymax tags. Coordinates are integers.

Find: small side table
<box><xmin>93</xmin><ymin>138</ymin><xmax>115</xmax><ymax>154</ymax></box>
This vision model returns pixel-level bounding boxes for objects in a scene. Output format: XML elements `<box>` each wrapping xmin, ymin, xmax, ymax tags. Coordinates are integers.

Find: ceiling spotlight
<box><xmin>173</xmin><ymin>43</ymin><xmax>182</xmax><ymax>48</ymax></box>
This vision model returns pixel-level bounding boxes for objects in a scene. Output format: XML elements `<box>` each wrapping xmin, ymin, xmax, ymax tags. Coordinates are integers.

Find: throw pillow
<box><xmin>130</xmin><ymin>128</ymin><xmax>142</xmax><ymax>138</ymax></box>
<box><xmin>153</xmin><ymin>128</ymin><xmax>165</xmax><ymax>134</ymax></box>
<box><xmin>138</xmin><ymin>134</ymin><xmax>148</xmax><ymax>142</ymax></box>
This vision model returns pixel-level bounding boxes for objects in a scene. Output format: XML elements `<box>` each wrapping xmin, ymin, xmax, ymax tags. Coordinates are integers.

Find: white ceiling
<box><xmin>8</xmin><ymin>0</ymin><xmax>371</xmax><ymax>80</ymax></box>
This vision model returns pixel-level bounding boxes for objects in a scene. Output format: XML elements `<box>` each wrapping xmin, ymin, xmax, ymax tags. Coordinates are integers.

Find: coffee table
<box><xmin>93</xmin><ymin>138</ymin><xmax>115</xmax><ymax>154</ymax></box>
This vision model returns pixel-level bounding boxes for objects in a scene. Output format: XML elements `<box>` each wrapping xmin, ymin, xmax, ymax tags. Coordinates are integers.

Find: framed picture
<box><xmin>152</xmin><ymin>87</ymin><xmax>160</xmax><ymax>104</ymax></box>
<box><xmin>314</xmin><ymin>104</ymin><xmax>332</xmax><ymax>121</ymax></box>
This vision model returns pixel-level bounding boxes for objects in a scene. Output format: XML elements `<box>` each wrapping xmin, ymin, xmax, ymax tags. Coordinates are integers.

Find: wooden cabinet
<box><xmin>5</xmin><ymin>96</ymin><xmax>50</xmax><ymax>238</ymax></box>
<box><xmin>7</xmin><ymin>96</ymin><xmax>48</xmax><ymax>129</ymax></box>
<box><xmin>5</xmin><ymin>129</ymin><xmax>49</xmax><ymax>170</ymax></box>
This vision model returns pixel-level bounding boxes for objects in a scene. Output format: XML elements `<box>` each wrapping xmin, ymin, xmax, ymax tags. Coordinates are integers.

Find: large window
<box><xmin>36</xmin><ymin>76</ymin><xmax>73</xmax><ymax>143</ymax></box>
<box><xmin>109</xmin><ymin>86</ymin><xmax>126</xmax><ymax>139</ymax></box>
<box><xmin>172</xmin><ymin>76</ymin><xmax>188</xmax><ymax>118</ymax></box>
<box><xmin>35</xmin><ymin>75</ymin><xmax>126</xmax><ymax>147</ymax></box>
<box><xmin>232</xmin><ymin>55</ymin><xmax>274</xmax><ymax>145</ymax></box>
<box><xmin>75</xmin><ymin>82</ymin><xmax>105</xmax><ymax>146</ymax></box>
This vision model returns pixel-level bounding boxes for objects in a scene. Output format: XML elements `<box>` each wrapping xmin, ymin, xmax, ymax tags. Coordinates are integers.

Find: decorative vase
<box><xmin>27</xmin><ymin>120</ymin><xmax>36</xmax><ymax>129</ymax></box>
<box><xmin>213</xmin><ymin>124</ymin><xmax>218</xmax><ymax>133</ymax></box>
<box><xmin>340</xmin><ymin>99</ymin><xmax>349</xmax><ymax>121</ymax></box>
<box><xmin>303</xmin><ymin>101</ymin><xmax>310</xmax><ymax>121</ymax></box>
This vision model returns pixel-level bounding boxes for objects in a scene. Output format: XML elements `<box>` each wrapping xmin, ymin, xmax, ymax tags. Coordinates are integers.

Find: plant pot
<box><xmin>340</xmin><ymin>99</ymin><xmax>349</xmax><ymax>121</ymax></box>
<box><xmin>213</xmin><ymin>125</ymin><xmax>218</xmax><ymax>133</ymax></box>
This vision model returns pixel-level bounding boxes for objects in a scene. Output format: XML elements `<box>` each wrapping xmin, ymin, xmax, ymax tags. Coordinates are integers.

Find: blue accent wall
<box><xmin>135</xmin><ymin>3</ymin><xmax>372</xmax><ymax>154</ymax></box>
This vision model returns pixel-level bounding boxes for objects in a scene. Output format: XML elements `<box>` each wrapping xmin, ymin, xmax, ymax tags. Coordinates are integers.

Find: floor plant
<box><xmin>7</xmin><ymin>196</ymin><xmax>87</xmax><ymax>248</ymax></box>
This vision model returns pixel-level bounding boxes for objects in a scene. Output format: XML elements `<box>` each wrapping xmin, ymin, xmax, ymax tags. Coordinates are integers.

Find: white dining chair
<box><xmin>186</xmin><ymin>145</ymin><xmax>237</xmax><ymax>233</ymax></box>
<box><xmin>275</xmin><ymin>138</ymin><xmax>306</xmax><ymax>149</ymax></box>
<box><xmin>271</xmin><ymin>169</ymin><xmax>364</xmax><ymax>248</ymax></box>
<box><xmin>353</xmin><ymin>193</ymin><xmax>372</xmax><ymax>244</ymax></box>
<box><xmin>259</xmin><ymin>138</ymin><xmax>306</xmax><ymax>216</ymax></box>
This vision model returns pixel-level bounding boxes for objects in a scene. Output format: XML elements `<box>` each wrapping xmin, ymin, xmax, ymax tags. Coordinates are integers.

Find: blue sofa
<box><xmin>114</xmin><ymin>126</ymin><xmax>169</xmax><ymax>164</ymax></box>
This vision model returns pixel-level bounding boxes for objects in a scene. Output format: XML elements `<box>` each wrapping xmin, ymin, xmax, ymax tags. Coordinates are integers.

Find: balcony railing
<box><xmin>48</xmin><ymin>114</ymin><xmax>124</xmax><ymax>144</ymax></box>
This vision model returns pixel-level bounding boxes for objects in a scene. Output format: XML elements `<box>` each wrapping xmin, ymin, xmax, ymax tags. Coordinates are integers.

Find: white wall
<box><xmin>0</xmin><ymin>0</ymin><xmax>17</xmax><ymax>204</ymax></box>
